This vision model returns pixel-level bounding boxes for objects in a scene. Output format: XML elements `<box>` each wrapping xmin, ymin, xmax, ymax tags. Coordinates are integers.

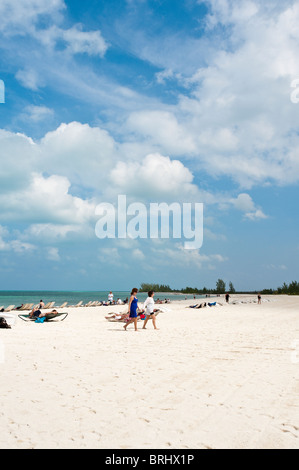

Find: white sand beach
<box><xmin>0</xmin><ymin>295</ymin><xmax>298</xmax><ymax>449</ymax></box>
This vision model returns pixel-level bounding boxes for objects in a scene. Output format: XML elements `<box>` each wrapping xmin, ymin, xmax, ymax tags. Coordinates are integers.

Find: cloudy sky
<box><xmin>0</xmin><ymin>0</ymin><xmax>298</xmax><ymax>291</ymax></box>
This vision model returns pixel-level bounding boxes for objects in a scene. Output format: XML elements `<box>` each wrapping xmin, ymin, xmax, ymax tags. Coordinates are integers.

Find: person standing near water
<box><xmin>124</xmin><ymin>288</ymin><xmax>139</xmax><ymax>331</ymax></box>
<box><xmin>108</xmin><ymin>291</ymin><xmax>114</xmax><ymax>304</ymax></box>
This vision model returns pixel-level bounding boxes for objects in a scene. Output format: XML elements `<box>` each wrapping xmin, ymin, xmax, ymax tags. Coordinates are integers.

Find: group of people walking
<box><xmin>124</xmin><ymin>288</ymin><xmax>159</xmax><ymax>332</ymax></box>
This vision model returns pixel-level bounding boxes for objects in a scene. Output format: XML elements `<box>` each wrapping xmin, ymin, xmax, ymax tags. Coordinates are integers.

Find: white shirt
<box><xmin>108</xmin><ymin>293</ymin><xmax>113</xmax><ymax>302</ymax></box>
<box><xmin>144</xmin><ymin>296</ymin><xmax>155</xmax><ymax>315</ymax></box>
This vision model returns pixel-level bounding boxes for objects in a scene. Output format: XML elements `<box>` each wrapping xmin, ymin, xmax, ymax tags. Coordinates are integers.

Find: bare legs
<box><xmin>142</xmin><ymin>314</ymin><xmax>159</xmax><ymax>330</ymax></box>
<box><xmin>123</xmin><ymin>317</ymin><xmax>138</xmax><ymax>331</ymax></box>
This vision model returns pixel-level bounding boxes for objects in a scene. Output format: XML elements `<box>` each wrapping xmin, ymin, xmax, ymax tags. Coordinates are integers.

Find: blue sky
<box><xmin>0</xmin><ymin>0</ymin><xmax>298</xmax><ymax>291</ymax></box>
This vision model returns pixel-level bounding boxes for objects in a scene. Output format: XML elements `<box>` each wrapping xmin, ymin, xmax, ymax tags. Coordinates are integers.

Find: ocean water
<box><xmin>0</xmin><ymin>291</ymin><xmax>207</xmax><ymax>309</ymax></box>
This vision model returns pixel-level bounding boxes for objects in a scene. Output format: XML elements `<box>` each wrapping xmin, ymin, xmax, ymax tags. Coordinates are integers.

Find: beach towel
<box><xmin>35</xmin><ymin>317</ymin><xmax>46</xmax><ymax>323</ymax></box>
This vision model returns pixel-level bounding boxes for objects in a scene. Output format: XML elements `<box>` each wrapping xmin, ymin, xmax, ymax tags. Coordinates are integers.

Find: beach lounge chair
<box><xmin>19</xmin><ymin>303</ymin><xmax>34</xmax><ymax>311</ymax></box>
<box><xmin>72</xmin><ymin>301</ymin><xmax>83</xmax><ymax>307</ymax></box>
<box><xmin>44</xmin><ymin>312</ymin><xmax>68</xmax><ymax>322</ymax></box>
<box><xmin>18</xmin><ymin>312</ymin><xmax>68</xmax><ymax>322</ymax></box>
<box><xmin>16</xmin><ymin>304</ymin><xmax>28</xmax><ymax>311</ymax></box>
<box><xmin>58</xmin><ymin>302</ymin><xmax>68</xmax><ymax>308</ymax></box>
<box><xmin>85</xmin><ymin>301</ymin><xmax>93</xmax><ymax>307</ymax></box>
<box><xmin>4</xmin><ymin>305</ymin><xmax>15</xmax><ymax>312</ymax></box>
<box><xmin>43</xmin><ymin>301</ymin><xmax>55</xmax><ymax>309</ymax></box>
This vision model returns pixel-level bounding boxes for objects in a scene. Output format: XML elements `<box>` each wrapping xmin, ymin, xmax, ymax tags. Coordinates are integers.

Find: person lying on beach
<box><xmin>188</xmin><ymin>303</ymin><xmax>207</xmax><ymax>308</ymax></box>
<box><xmin>29</xmin><ymin>307</ymin><xmax>42</xmax><ymax>318</ymax></box>
<box><xmin>105</xmin><ymin>312</ymin><xmax>129</xmax><ymax>321</ymax></box>
<box><xmin>39</xmin><ymin>309</ymin><xmax>59</xmax><ymax>318</ymax></box>
<box><xmin>29</xmin><ymin>308</ymin><xmax>59</xmax><ymax>319</ymax></box>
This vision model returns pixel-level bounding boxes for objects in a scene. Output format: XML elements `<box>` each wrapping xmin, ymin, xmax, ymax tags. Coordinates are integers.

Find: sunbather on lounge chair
<box><xmin>29</xmin><ymin>307</ymin><xmax>42</xmax><ymax>318</ymax></box>
<box><xmin>39</xmin><ymin>309</ymin><xmax>59</xmax><ymax>318</ymax></box>
<box><xmin>29</xmin><ymin>308</ymin><xmax>59</xmax><ymax>319</ymax></box>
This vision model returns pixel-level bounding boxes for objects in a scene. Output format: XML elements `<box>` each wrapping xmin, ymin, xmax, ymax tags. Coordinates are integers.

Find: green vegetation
<box><xmin>275</xmin><ymin>281</ymin><xmax>299</xmax><ymax>295</ymax></box>
<box><xmin>140</xmin><ymin>279</ymin><xmax>235</xmax><ymax>294</ymax></box>
<box><xmin>140</xmin><ymin>280</ymin><xmax>299</xmax><ymax>295</ymax></box>
<box><xmin>139</xmin><ymin>283</ymin><xmax>173</xmax><ymax>293</ymax></box>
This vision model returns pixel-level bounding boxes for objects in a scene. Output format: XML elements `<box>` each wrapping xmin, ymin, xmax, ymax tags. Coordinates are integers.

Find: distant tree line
<box><xmin>257</xmin><ymin>281</ymin><xmax>299</xmax><ymax>295</ymax></box>
<box><xmin>140</xmin><ymin>279</ymin><xmax>236</xmax><ymax>294</ymax></box>
<box><xmin>140</xmin><ymin>280</ymin><xmax>299</xmax><ymax>295</ymax></box>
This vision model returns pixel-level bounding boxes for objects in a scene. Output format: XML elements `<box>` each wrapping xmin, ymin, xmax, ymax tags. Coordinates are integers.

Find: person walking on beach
<box><xmin>142</xmin><ymin>291</ymin><xmax>159</xmax><ymax>330</ymax></box>
<box><xmin>225</xmin><ymin>293</ymin><xmax>230</xmax><ymax>303</ymax></box>
<box><xmin>124</xmin><ymin>288</ymin><xmax>139</xmax><ymax>331</ymax></box>
<box><xmin>258</xmin><ymin>293</ymin><xmax>262</xmax><ymax>304</ymax></box>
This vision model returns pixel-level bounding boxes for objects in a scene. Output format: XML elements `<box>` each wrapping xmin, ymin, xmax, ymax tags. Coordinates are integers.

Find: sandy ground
<box><xmin>0</xmin><ymin>294</ymin><xmax>298</xmax><ymax>449</ymax></box>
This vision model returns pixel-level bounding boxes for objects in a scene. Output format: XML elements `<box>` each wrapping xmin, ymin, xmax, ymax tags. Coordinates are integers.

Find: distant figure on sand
<box><xmin>258</xmin><ymin>293</ymin><xmax>261</xmax><ymax>304</ymax></box>
<box><xmin>225</xmin><ymin>293</ymin><xmax>230</xmax><ymax>303</ymax></box>
<box><xmin>124</xmin><ymin>288</ymin><xmax>139</xmax><ymax>331</ymax></box>
<box><xmin>108</xmin><ymin>291</ymin><xmax>114</xmax><ymax>304</ymax></box>
<box><xmin>143</xmin><ymin>291</ymin><xmax>159</xmax><ymax>330</ymax></box>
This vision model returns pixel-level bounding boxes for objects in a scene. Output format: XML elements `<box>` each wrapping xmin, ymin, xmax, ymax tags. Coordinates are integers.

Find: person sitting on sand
<box><xmin>142</xmin><ymin>291</ymin><xmax>159</xmax><ymax>330</ymax></box>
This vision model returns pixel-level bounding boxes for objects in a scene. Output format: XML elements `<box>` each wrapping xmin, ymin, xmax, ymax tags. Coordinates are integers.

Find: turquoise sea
<box><xmin>0</xmin><ymin>291</ymin><xmax>208</xmax><ymax>309</ymax></box>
